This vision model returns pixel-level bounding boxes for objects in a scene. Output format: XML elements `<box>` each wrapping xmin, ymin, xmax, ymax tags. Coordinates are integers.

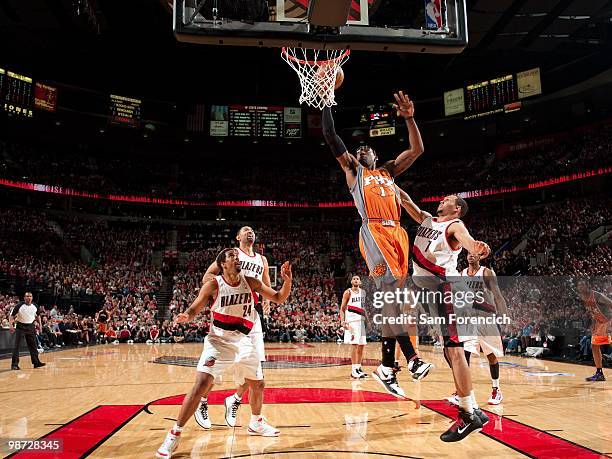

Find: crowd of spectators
<box><xmin>2</xmin><ymin>122</ymin><xmax>610</xmax><ymax>203</ymax></box>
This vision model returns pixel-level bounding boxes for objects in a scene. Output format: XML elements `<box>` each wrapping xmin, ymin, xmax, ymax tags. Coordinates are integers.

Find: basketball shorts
<box><xmin>197</xmin><ymin>335</ymin><xmax>263</xmax><ymax>383</ymax></box>
<box><xmin>464</xmin><ymin>335</ymin><xmax>504</xmax><ymax>357</ymax></box>
<box><xmin>418</xmin><ymin>281</ymin><xmax>476</xmax><ymax>348</ymax></box>
<box><xmin>344</xmin><ymin>319</ymin><xmax>367</xmax><ymax>345</ymax></box>
<box><xmin>591</xmin><ymin>335</ymin><xmax>612</xmax><ymax>346</ymax></box>
<box><xmin>359</xmin><ymin>222</ymin><xmax>409</xmax><ymax>287</ymax></box>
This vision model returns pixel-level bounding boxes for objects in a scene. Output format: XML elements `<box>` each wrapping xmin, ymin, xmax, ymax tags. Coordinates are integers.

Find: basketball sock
<box><xmin>443</xmin><ymin>348</ymin><xmax>452</xmax><ymax>368</ymax></box>
<box><xmin>233</xmin><ymin>393</ymin><xmax>242</xmax><ymax>402</ymax></box>
<box><xmin>201</xmin><ymin>397</ymin><xmax>207</xmax><ymax>403</ymax></box>
<box><xmin>250</xmin><ymin>414</ymin><xmax>262</xmax><ymax>423</ymax></box>
<box><xmin>595</xmin><ymin>367</ymin><xmax>603</xmax><ymax>374</ymax></box>
<box><xmin>464</xmin><ymin>350</ymin><xmax>472</xmax><ymax>366</ymax></box>
<box><xmin>458</xmin><ymin>395</ymin><xmax>474</xmax><ymax>414</ymax></box>
<box><xmin>381</xmin><ymin>338</ymin><xmax>396</xmax><ymax>368</ymax></box>
<box><xmin>492</xmin><ymin>378</ymin><xmax>500</xmax><ymax>389</ymax></box>
<box><xmin>395</xmin><ymin>335</ymin><xmax>416</xmax><ymax>361</ymax></box>
<box><xmin>470</xmin><ymin>390</ymin><xmax>479</xmax><ymax>410</ymax></box>
<box><xmin>173</xmin><ymin>423</ymin><xmax>184</xmax><ymax>432</ymax></box>
<box><xmin>490</xmin><ymin>362</ymin><xmax>500</xmax><ymax>380</ymax></box>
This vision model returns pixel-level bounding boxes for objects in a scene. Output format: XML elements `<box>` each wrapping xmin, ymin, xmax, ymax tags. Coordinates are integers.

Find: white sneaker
<box><xmin>247</xmin><ymin>417</ymin><xmax>280</xmax><ymax>437</ymax></box>
<box><xmin>194</xmin><ymin>400</ymin><xmax>211</xmax><ymax>429</ymax></box>
<box><xmin>224</xmin><ymin>395</ymin><xmax>241</xmax><ymax>427</ymax></box>
<box><xmin>372</xmin><ymin>365</ymin><xmax>406</xmax><ymax>399</ymax></box>
<box><xmin>488</xmin><ymin>388</ymin><xmax>503</xmax><ymax>405</ymax></box>
<box><xmin>407</xmin><ymin>357</ymin><xmax>433</xmax><ymax>381</ymax></box>
<box><xmin>445</xmin><ymin>392</ymin><xmax>459</xmax><ymax>406</ymax></box>
<box><xmin>156</xmin><ymin>429</ymin><xmax>181</xmax><ymax>458</ymax></box>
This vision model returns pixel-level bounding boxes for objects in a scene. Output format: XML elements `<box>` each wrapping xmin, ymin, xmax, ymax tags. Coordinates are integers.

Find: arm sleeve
<box><xmin>322</xmin><ymin>107</ymin><xmax>348</xmax><ymax>158</ymax></box>
<box><xmin>10</xmin><ymin>304</ymin><xmax>21</xmax><ymax>317</ymax></box>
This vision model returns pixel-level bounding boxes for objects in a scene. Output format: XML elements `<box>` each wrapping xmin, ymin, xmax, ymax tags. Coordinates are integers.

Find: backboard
<box><xmin>174</xmin><ymin>0</ymin><xmax>468</xmax><ymax>53</ymax></box>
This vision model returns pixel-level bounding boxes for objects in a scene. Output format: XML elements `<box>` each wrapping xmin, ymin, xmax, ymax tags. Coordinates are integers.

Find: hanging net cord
<box><xmin>281</xmin><ymin>48</ymin><xmax>350</xmax><ymax>109</ymax></box>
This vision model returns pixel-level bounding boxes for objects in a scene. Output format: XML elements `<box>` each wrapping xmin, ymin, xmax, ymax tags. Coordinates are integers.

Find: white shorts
<box><xmin>197</xmin><ymin>335</ymin><xmax>263</xmax><ymax>383</ymax></box>
<box><xmin>464</xmin><ymin>334</ymin><xmax>504</xmax><ymax>358</ymax></box>
<box><xmin>344</xmin><ymin>320</ymin><xmax>367</xmax><ymax>345</ymax></box>
<box><xmin>249</xmin><ymin>312</ymin><xmax>266</xmax><ymax>362</ymax></box>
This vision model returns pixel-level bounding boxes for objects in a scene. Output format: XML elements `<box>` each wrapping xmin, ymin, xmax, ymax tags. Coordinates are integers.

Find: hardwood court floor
<box><xmin>0</xmin><ymin>343</ymin><xmax>610</xmax><ymax>458</ymax></box>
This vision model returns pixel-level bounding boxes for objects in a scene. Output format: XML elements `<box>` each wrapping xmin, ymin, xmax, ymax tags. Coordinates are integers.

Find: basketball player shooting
<box><xmin>196</xmin><ymin>226</ymin><xmax>271</xmax><ymax>430</ymax></box>
<box><xmin>322</xmin><ymin>91</ymin><xmax>432</xmax><ymax>399</ymax></box>
<box><xmin>398</xmin><ymin>188</ymin><xmax>493</xmax><ymax>442</ymax></box>
<box><xmin>156</xmin><ymin>249</ymin><xmax>292</xmax><ymax>459</ymax></box>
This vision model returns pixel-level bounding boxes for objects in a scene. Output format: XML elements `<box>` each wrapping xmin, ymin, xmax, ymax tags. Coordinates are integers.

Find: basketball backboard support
<box><xmin>174</xmin><ymin>0</ymin><xmax>468</xmax><ymax>54</ymax></box>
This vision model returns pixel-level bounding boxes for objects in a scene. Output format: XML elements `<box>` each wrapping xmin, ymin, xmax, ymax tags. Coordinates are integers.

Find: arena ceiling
<box><xmin>1</xmin><ymin>0</ymin><xmax>611</xmax><ymax>106</ymax></box>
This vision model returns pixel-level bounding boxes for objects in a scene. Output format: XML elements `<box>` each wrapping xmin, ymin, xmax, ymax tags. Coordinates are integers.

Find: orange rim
<box><xmin>281</xmin><ymin>47</ymin><xmax>350</xmax><ymax>66</ymax></box>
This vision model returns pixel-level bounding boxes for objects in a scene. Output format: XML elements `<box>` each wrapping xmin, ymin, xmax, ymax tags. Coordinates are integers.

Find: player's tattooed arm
<box><xmin>383</xmin><ymin>91</ymin><xmax>424</xmax><ymax>177</ymax></box>
<box><xmin>397</xmin><ymin>186</ymin><xmax>431</xmax><ymax>223</ymax></box>
<box><xmin>247</xmin><ymin>262</ymin><xmax>293</xmax><ymax>304</ymax></box>
<box><xmin>175</xmin><ymin>280</ymin><xmax>217</xmax><ymax>324</ymax></box>
<box><xmin>322</xmin><ymin>106</ymin><xmax>358</xmax><ymax>186</ymax></box>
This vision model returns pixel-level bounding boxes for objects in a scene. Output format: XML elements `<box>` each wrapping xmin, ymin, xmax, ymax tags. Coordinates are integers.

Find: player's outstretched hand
<box><xmin>392</xmin><ymin>91</ymin><xmax>415</xmax><ymax>119</ymax></box>
<box><xmin>174</xmin><ymin>313</ymin><xmax>189</xmax><ymax>325</ymax></box>
<box><xmin>280</xmin><ymin>261</ymin><xmax>292</xmax><ymax>282</ymax></box>
<box><xmin>474</xmin><ymin>241</ymin><xmax>491</xmax><ymax>259</ymax></box>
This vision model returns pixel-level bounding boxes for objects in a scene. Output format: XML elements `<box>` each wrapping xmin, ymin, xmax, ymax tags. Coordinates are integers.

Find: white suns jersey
<box><xmin>345</xmin><ymin>288</ymin><xmax>366</xmax><ymax>323</ymax></box>
<box><xmin>210</xmin><ymin>273</ymin><xmax>256</xmax><ymax>342</ymax></box>
<box><xmin>238</xmin><ymin>248</ymin><xmax>265</xmax><ymax>281</ymax></box>
<box><xmin>412</xmin><ymin>217</ymin><xmax>462</xmax><ymax>281</ymax></box>
<box><xmin>461</xmin><ymin>266</ymin><xmax>497</xmax><ymax>314</ymax></box>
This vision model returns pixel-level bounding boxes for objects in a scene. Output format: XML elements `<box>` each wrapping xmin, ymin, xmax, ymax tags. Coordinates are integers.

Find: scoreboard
<box><xmin>109</xmin><ymin>94</ymin><xmax>142</xmax><ymax>127</ymax></box>
<box><xmin>212</xmin><ymin>105</ymin><xmax>301</xmax><ymax>138</ymax></box>
<box><xmin>445</xmin><ymin>68</ymin><xmax>541</xmax><ymax>120</ymax></box>
<box><xmin>465</xmin><ymin>74</ymin><xmax>519</xmax><ymax>119</ymax></box>
<box><xmin>0</xmin><ymin>68</ymin><xmax>34</xmax><ymax>118</ymax></box>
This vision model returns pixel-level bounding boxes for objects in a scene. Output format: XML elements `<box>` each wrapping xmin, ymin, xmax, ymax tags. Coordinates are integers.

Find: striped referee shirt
<box><xmin>11</xmin><ymin>302</ymin><xmax>38</xmax><ymax>330</ymax></box>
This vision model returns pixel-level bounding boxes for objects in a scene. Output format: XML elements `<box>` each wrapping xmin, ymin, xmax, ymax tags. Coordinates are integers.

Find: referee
<box><xmin>9</xmin><ymin>292</ymin><xmax>45</xmax><ymax>370</ymax></box>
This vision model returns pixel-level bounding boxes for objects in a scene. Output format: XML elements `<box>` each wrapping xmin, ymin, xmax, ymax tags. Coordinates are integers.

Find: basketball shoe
<box><xmin>194</xmin><ymin>400</ymin><xmax>211</xmax><ymax>429</ymax></box>
<box><xmin>445</xmin><ymin>392</ymin><xmax>459</xmax><ymax>406</ymax></box>
<box><xmin>224</xmin><ymin>394</ymin><xmax>241</xmax><ymax>427</ymax></box>
<box><xmin>408</xmin><ymin>357</ymin><xmax>433</xmax><ymax>381</ymax></box>
<box><xmin>156</xmin><ymin>428</ymin><xmax>181</xmax><ymax>458</ymax></box>
<box><xmin>440</xmin><ymin>408</ymin><xmax>484</xmax><ymax>442</ymax></box>
<box><xmin>585</xmin><ymin>370</ymin><xmax>606</xmax><ymax>381</ymax></box>
<box><xmin>372</xmin><ymin>365</ymin><xmax>406</xmax><ymax>398</ymax></box>
<box><xmin>351</xmin><ymin>368</ymin><xmax>368</xmax><ymax>379</ymax></box>
<box><xmin>247</xmin><ymin>416</ymin><xmax>280</xmax><ymax>437</ymax></box>
<box><xmin>488</xmin><ymin>388</ymin><xmax>503</xmax><ymax>405</ymax></box>
<box><xmin>474</xmin><ymin>408</ymin><xmax>490</xmax><ymax>427</ymax></box>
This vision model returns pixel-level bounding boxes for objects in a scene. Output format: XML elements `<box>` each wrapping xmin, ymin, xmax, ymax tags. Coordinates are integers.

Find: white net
<box><xmin>281</xmin><ymin>47</ymin><xmax>350</xmax><ymax>109</ymax></box>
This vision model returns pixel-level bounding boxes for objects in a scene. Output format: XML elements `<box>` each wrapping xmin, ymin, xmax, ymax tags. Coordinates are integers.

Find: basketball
<box><xmin>335</xmin><ymin>66</ymin><xmax>344</xmax><ymax>90</ymax></box>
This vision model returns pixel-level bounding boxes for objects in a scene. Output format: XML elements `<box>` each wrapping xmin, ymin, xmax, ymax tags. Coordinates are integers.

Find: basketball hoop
<box><xmin>281</xmin><ymin>47</ymin><xmax>350</xmax><ymax>110</ymax></box>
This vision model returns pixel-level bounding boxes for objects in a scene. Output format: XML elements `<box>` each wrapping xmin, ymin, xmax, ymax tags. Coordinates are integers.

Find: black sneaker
<box><xmin>440</xmin><ymin>408</ymin><xmax>484</xmax><ymax>442</ymax></box>
<box><xmin>372</xmin><ymin>365</ymin><xmax>406</xmax><ymax>398</ymax></box>
<box><xmin>408</xmin><ymin>357</ymin><xmax>433</xmax><ymax>381</ymax></box>
<box><xmin>474</xmin><ymin>408</ymin><xmax>489</xmax><ymax>427</ymax></box>
<box><xmin>11</xmin><ymin>365</ymin><xmax>20</xmax><ymax>370</ymax></box>
<box><xmin>585</xmin><ymin>372</ymin><xmax>606</xmax><ymax>382</ymax></box>
<box><xmin>33</xmin><ymin>363</ymin><xmax>46</xmax><ymax>369</ymax></box>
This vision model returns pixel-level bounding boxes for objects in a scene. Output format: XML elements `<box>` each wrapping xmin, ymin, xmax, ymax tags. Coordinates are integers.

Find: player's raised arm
<box><xmin>246</xmin><ymin>262</ymin><xmax>292</xmax><ymax>304</ymax></box>
<box><xmin>484</xmin><ymin>268</ymin><xmax>508</xmax><ymax>316</ymax></box>
<box><xmin>175</xmin><ymin>279</ymin><xmax>217</xmax><ymax>324</ymax></box>
<box><xmin>322</xmin><ymin>106</ymin><xmax>358</xmax><ymax>187</ymax></box>
<box><xmin>383</xmin><ymin>91</ymin><xmax>424</xmax><ymax>177</ymax></box>
<box><xmin>261</xmin><ymin>255</ymin><xmax>272</xmax><ymax>314</ymax></box>
<box><xmin>202</xmin><ymin>260</ymin><xmax>221</xmax><ymax>285</ymax></box>
<box><xmin>447</xmin><ymin>222</ymin><xmax>491</xmax><ymax>259</ymax></box>
<box><xmin>397</xmin><ymin>186</ymin><xmax>431</xmax><ymax>224</ymax></box>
